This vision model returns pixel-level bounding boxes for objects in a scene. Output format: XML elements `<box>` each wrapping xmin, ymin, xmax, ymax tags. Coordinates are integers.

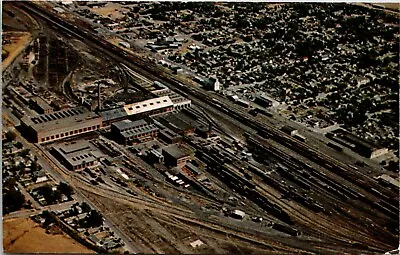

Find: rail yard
<box><xmin>2</xmin><ymin>2</ymin><xmax>399</xmax><ymax>255</ymax></box>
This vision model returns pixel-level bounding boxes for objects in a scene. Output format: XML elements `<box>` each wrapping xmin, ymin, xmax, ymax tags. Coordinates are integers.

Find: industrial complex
<box><xmin>2</xmin><ymin>2</ymin><xmax>399</xmax><ymax>255</ymax></box>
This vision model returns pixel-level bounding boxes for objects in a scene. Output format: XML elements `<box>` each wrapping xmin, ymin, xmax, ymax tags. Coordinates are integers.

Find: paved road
<box><xmin>4</xmin><ymin>200</ymin><xmax>77</xmax><ymax>220</ymax></box>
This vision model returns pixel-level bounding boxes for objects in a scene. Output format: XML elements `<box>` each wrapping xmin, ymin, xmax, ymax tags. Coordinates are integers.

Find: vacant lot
<box><xmin>3</xmin><ymin>218</ymin><xmax>95</xmax><ymax>254</ymax></box>
<box><xmin>374</xmin><ymin>3</ymin><xmax>399</xmax><ymax>10</ymax></box>
<box><xmin>2</xmin><ymin>32</ymin><xmax>31</xmax><ymax>71</ymax></box>
<box><xmin>90</xmin><ymin>3</ymin><xmax>129</xmax><ymax>20</ymax></box>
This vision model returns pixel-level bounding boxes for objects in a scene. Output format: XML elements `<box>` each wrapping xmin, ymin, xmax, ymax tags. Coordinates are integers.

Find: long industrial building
<box><xmin>99</xmin><ymin>96</ymin><xmax>175</xmax><ymax>126</ymax></box>
<box><xmin>52</xmin><ymin>141</ymin><xmax>100</xmax><ymax>171</ymax></box>
<box><xmin>151</xmin><ymin>82</ymin><xmax>192</xmax><ymax>111</ymax></box>
<box><xmin>111</xmin><ymin>119</ymin><xmax>159</xmax><ymax>145</ymax></box>
<box><xmin>20</xmin><ymin>106</ymin><xmax>103</xmax><ymax>143</ymax></box>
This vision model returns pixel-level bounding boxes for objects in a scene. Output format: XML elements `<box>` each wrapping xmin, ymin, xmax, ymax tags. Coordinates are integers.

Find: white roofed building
<box><xmin>123</xmin><ymin>96</ymin><xmax>174</xmax><ymax>117</ymax></box>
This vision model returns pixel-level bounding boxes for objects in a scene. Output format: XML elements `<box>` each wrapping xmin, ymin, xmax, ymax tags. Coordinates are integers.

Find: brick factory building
<box><xmin>20</xmin><ymin>106</ymin><xmax>103</xmax><ymax>143</ymax></box>
<box><xmin>52</xmin><ymin>141</ymin><xmax>100</xmax><ymax>171</ymax></box>
<box><xmin>162</xmin><ymin>144</ymin><xmax>192</xmax><ymax>167</ymax></box>
<box><xmin>123</xmin><ymin>96</ymin><xmax>174</xmax><ymax>119</ymax></box>
<box><xmin>111</xmin><ymin>119</ymin><xmax>159</xmax><ymax>145</ymax></box>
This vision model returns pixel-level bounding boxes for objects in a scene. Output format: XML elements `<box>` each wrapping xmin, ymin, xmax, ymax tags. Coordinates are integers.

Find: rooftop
<box><xmin>98</xmin><ymin>107</ymin><xmax>128</xmax><ymax>122</ymax></box>
<box><xmin>21</xmin><ymin>107</ymin><xmax>101</xmax><ymax>132</ymax></box>
<box><xmin>332</xmin><ymin>128</ymin><xmax>383</xmax><ymax>152</ymax></box>
<box><xmin>112</xmin><ymin>119</ymin><xmax>148</xmax><ymax>132</ymax></box>
<box><xmin>30</xmin><ymin>96</ymin><xmax>53</xmax><ymax>111</ymax></box>
<box><xmin>162</xmin><ymin>144</ymin><xmax>191</xmax><ymax>159</ymax></box>
<box><xmin>121</xmin><ymin>124</ymin><xmax>159</xmax><ymax>138</ymax></box>
<box><xmin>53</xmin><ymin>141</ymin><xmax>99</xmax><ymax>167</ymax></box>
<box><xmin>124</xmin><ymin>96</ymin><xmax>173</xmax><ymax>115</ymax></box>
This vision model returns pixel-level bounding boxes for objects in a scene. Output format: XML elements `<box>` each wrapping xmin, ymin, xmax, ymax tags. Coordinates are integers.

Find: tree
<box><xmin>81</xmin><ymin>202</ymin><xmax>91</xmax><ymax>213</ymax></box>
<box><xmin>3</xmin><ymin>188</ymin><xmax>25</xmax><ymax>214</ymax></box>
<box><xmin>86</xmin><ymin>210</ymin><xmax>103</xmax><ymax>228</ymax></box>
<box><xmin>31</xmin><ymin>161</ymin><xmax>40</xmax><ymax>173</ymax></box>
<box><xmin>31</xmin><ymin>173</ymin><xmax>38</xmax><ymax>183</ymax></box>
<box><xmin>15</xmin><ymin>142</ymin><xmax>23</xmax><ymax>149</ymax></box>
<box><xmin>21</xmin><ymin>149</ymin><xmax>30</xmax><ymax>157</ymax></box>
<box><xmin>5</xmin><ymin>131</ymin><xmax>16</xmax><ymax>141</ymax></box>
<box><xmin>58</xmin><ymin>182</ymin><xmax>74</xmax><ymax>197</ymax></box>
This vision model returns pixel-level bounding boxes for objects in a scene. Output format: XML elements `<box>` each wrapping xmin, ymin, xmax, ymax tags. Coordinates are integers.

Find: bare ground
<box><xmin>3</xmin><ymin>218</ymin><xmax>95</xmax><ymax>254</ymax></box>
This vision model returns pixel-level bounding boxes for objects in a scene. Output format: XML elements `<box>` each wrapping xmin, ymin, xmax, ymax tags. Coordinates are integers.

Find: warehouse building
<box><xmin>151</xmin><ymin>82</ymin><xmax>191</xmax><ymax>111</ymax></box>
<box><xmin>98</xmin><ymin>107</ymin><xmax>128</xmax><ymax>126</ymax></box>
<box><xmin>158</xmin><ymin>127</ymin><xmax>182</xmax><ymax>144</ymax></box>
<box><xmin>52</xmin><ymin>141</ymin><xmax>99</xmax><ymax>171</ymax></box>
<box><xmin>111</xmin><ymin>119</ymin><xmax>159</xmax><ymax>145</ymax></box>
<box><xmin>157</xmin><ymin>113</ymin><xmax>197</xmax><ymax>135</ymax></box>
<box><xmin>124</xmin><ymin>96</ymin><xmax>174</xmax><ymax>118</ymax></box>
<box><xmin>29</xmin><ymin>96</ymin><xmax>53</xmax><ymax>114</ymax></box>
<box><xmin>20</xmin><ymin>107</ymin><xmax>103</xmax><ymax>143</ymax></box>
<box><xmin>162</xmin><ymin>144</ymin><xmax>192</xmax><ymax>167</ymax></box>
<box><xmin>327</xmin><ymin>129</ymin><xmax>388</xmax><ymax>158</ymax></box>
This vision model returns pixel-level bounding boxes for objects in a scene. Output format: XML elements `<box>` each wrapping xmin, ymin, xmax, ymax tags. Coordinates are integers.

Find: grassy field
<box><xmin>3</xmin><ymin>218</ymin><xmax>95</xmax><ymax>254</ymax></box>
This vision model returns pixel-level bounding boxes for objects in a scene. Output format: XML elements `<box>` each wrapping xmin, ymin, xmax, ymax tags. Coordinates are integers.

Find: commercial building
<box><xmin>162</xmin><ymin>144</ymin><xmax>192</xmax><ymax>167</ymax></box>
<box><xmin>20</xmin><ymin>106</ymin><xmax>103</xmax><ymax>144</ymax></box>
<box><xmin>52</xmin><ymin>141</ymin><xmax>99</xmax><ymax>171</ymax></box>
<box><xmin>9</xmin><ymin>86</ymin><xmax>33</xmax><ymax>104</ymax></box>
<box><xmin>194</xmin><ymin>76</ymin><xmax>220</xmax><ymax>91</ymax></box>
<box><xmin>111</xmin><ymin>119</ymin><xmax>159</xmax><ymax>145</ymax></box>
<box><xmin>50</xmin><ymin>99</ymin><xmax>70</xmax><ymax>111</ymax></box>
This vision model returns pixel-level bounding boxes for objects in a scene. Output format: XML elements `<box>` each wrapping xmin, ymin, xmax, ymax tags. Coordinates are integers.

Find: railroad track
<box><xmin>18</xmin><ymin>3</ymin><xmax>398</xmax><ymax>252</ymax></box>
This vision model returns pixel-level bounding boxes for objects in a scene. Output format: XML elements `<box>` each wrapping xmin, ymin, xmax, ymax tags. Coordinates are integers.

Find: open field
<box><xmin>2</xmin><ymin>32</ymin><xmax>31</xmax><ymax>71</ymax></box>
<box><xmin>372</xmin><ymin>2</ymin><xmax>399</xmax><ymax>10</ymax></box>
<box><xmin>90</xmin><ymin>3</ymin><xmax>128</xmax><ymax>20</ymax></box>
<box><xmin>3</xmin><ymin>218</ymin><xmax>95</xmax><ymax>254</ymax></box>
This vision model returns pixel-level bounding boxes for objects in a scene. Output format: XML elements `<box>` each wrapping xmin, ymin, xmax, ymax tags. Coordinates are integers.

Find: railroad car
<box><xmin>327</xmin><ymin>142</ymin><xmax>343</xmax><ymax>151</ymax></box>
<box><xmin>272</xmin><ymin>223</ymin><xmax>300</xmax><ymax>236</ymax></box>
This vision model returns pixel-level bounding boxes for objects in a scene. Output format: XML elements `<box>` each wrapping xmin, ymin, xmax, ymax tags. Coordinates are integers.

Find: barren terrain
<box><xmin>2</xmin><ymin>32</ymin><xmax>31</xmax><ymax>71</ymax></box>
<box><xmin>3</xmin><ymin>218</ymin><xmax>95</xmax><ymax>254</ymax></box>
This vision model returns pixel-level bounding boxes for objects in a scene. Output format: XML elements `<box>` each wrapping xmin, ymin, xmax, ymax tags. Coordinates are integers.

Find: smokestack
<box><xmin>98</xmin><ymin>83</ymin><xmax>101</xmax><ymax>111</ymax></box>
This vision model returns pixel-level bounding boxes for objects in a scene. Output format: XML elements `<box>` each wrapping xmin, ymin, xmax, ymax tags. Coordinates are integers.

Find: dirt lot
<box><xmin>90</xmin><ymin>3</ymin><xmax>129</xmax><ymax>20</ymax></box>
<box><xmin>3</xmin><ymin>218</ymin><xmax>95</xmax><ymax>254</ymax></box>
<box><xmin>2</xmin><ymin>32</ymin><xmax>31</xmax><ymax>71</ymax></box>
<box><xmin>2</xmin><ymin>2</ymin><xmax>39</xmax><ymax>32</ymax></box>
<box><xmin>79</xmin><ymin>188</ymin><xmax>299</xmax><ymax>254</ymax></box>
<box><xmin>373</xmin><ymin>3</ymin><xmax>399</xmax><ymax>11</ymax></box>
